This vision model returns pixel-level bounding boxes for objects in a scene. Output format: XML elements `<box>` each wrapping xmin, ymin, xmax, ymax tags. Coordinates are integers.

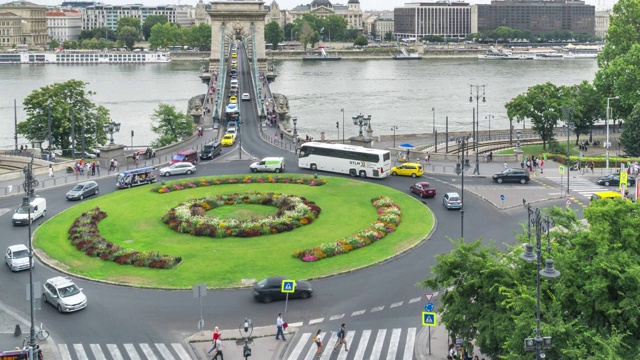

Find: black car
<box><xmin>199</xmin><ymin>141</ymin><xmax>222</xmax><ymax>160</ymax></box>
<box><xmin>253</xmin><ymin>276</ymin><xmax>313</xmax><ymax>303</ymax></box>
<box><xmin>596</xmin><ymin>174</ymin><xmax>636</xmax><ymax>187</ymax></box>
<box><xmin>66</xmin><ymin>181</ymin><xmax>99</xmax><ymax>201</ymax></box>
<box><xmin>492</xmin><ymin>168</ymin><xmax>530</xmax><ymax>184</ymax></box>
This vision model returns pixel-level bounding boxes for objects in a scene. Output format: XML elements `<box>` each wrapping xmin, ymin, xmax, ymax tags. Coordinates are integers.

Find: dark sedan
<box><xmin>253</xmin><ymin>276</ymin><xmax>313</xmax><ymax>303</ymax></box>
<box><xmin>66</xmin><ymin>181</ymin><xmax>99</xmax><ymax>201</ymax></box>
<box><xmin>410</xmin><ymin>182</ymin><xmax>436</xmax><ymax>198</ymax></box>
<box><xmin>596</xmin><ymin>174</ymin><xmax>636</xmax><ymax>187</ymax></box>
<box><xmin>492</xmin><ymin>168</ymin><xmax>530</xmax><ymax>184</ymax></box>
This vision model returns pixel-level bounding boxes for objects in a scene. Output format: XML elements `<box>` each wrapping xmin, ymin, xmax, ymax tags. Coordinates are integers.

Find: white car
<box><xmin>226</xmin><ymin>128</ymin><xmax>237</xmax><ymax>136</ymax></box>
<box><xmin>43</xmin><ymin>276</ymin><xmax>87</xmax><ymax>313</ymax></box>
<box><xmin>159</xmin><ymin>162</ymin><xmax>196</xmax><ymax>176</ymax></box>
<box><xmin>5</xmin><ymin>244</ymin><xmax>33</xmax><ymax>272</ymax></box>
<box><xmin>242</xmin><ymin>93</ymin><xmax>250</xmax><ymax>101</ymax></box>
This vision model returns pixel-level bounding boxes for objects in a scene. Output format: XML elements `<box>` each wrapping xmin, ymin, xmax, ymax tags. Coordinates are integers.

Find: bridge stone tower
<box><xmin>207</xmin><ymin>1</ymin><xmax>268</xmax><ymax>73</ymax></box>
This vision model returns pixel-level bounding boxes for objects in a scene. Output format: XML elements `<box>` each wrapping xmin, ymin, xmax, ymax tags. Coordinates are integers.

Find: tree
<box><xmin>566</xmin><ymin>81</ymin><xmax>602</xmax><ymax>145</ymax></box>
<box><xmin>283</xmin><ymin>23</ymin><xmax>295</xmax><ymax>41</ymax></box>
<box><xmin>118</xmin><ymin>26</ymin><xmax>139</xmax><ymax>50</ymax></box>
<box><xmin>48</xmin><ymin>39</ymin><xmax>59</xmax><ymax>50</ymax></box>
<box><xmin>325</xmin><ymin>15</ymin><xmax>347</xmax><ymax>41</ymax></box>
<box><xmin>149</xmin><ymin>23</ymin><xmax>181</xmax><ymax>49</ymax></box>
<box><xmin>384</xmin><ymin>32</ymin><xmax>393</xmax><ymax>41</ymax></box>
<box><xmin>117</xmin><ymin>16</ymin><xmax>141</xmax><ymax>33</ymax></box>
<box><xmin>264</xmin><ymin>21</ymin><xmax>284</xmax><ymax>50</ymax></box>
<box><xmin>298</xmin><ymin>22</ymin><xmax>315</xmax><ymax>50</ymax></box>
<box><xmin>150</xmin><ymin>104</ymin><xmax>193</xmax><ymax>147</ymax></box>
<box><xmin>142</xmin><ymin>15</ymin><xmax>168</xmax><ymax>41</ymax></box>
<box><xmin>17</xmin><ymin>80</ymin><xmax>109</xmax><ymax>153</ymax></box>
<box><xmin>420</xmin><ymin>200</ymin><xmax>640</xmax><ymax>359</ymax></box>
<box><xmin>505</xmin><ymin>82</ymin><xmax>567</xmax><ymax>149</ymax></box>
<box><xmin>190</xmin><ymin>23</ymin><xmax>211</xmax><ymax>50</ymax></box>
<box><xmin>619</xmin><ymin>104</ymin><xmax>640</xmax><ymax>156</ymax></box>
<box><xmin>353</xmin><ymin>34</ymin><xmax>368</xmax><ymax>46</ymax></box>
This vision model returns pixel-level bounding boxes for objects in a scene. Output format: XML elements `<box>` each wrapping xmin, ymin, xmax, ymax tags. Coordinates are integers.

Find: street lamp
<box><xmin>521</xmin><ymin>200</ymin><xmax>560</xmax><ymax>360</ymax></box>
<box><xmin>470</xmin><ymin>84</ymin><xmax>486</xmax><ymax>176</ymax></box>
<box><xmin>102</xmin><ymin>121</ymin><xmax>121</xmax><ymax>145</ymax></box>
<box><xmin>292</xmin><ymin>117</ymin><xmax>298</xmax><ymax>143</ymax></box>
<box><xmin>21</xmin><ymin>158</ymin><xmax>37</xmax><ymax>360</ymax></box>
<box><xmin>391</xmin><ymin>126</ymin><xmax>398</xmax><ymax>148</ymax></box>
<box><xmin>563</xmin><ymin>107</ymin><xmax>575</xmax><ymax>198</ymax></box>
<box><xmin>352</xmin><ymin>113</ymin><xmax>371</xmax><ymax>138</ymax></box>
<box><xmin>516</xmin><ymin>129</ymin><xmax>522</xmax><ymax>152</ymax></box>
<box><xmin>455</xmin><ymin>137</ymin><xmax>469</xmax><ymax>238</ymax></box>
<box><xmin>341</xmin><ymin>108</ymin><xmax>345</xmax><ymax>143</ymax></box>
<box><xmin>239</xmin><ymin>318</ymin><xmax>253</xmax><ymax>360</ymax></box>
<box><xmin>606</xmin><ymin>96</ymin><xmax>619</xmax><ymax>174</ymax></box>
<box><xmin>431</xmin><ymin>107</ymin><xmax>435</xmax><ymax>134</ymax></box>
<box><xmin>485</xmin><ymin>114</ymin><xmax>494</xmax><ymax>140</ymax></box>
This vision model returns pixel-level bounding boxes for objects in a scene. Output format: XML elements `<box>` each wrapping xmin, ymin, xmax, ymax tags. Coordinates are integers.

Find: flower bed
<box><xmin>292</xmin><ymin>196</ymin><xmax>401</xmax><ymax>262</ymax></box>
<box><xmin>150</xmin><ymin>175</ymin><xmax>327</xmax><ymax>194</ymax></box>
<box><xmin>68</xmin><ymin>207</ymin><xmax>182</xmax><ymax>269</ymax></box>
<box><xmin>161</xmin><ymin>193</ymin><xmax>322</xmax><ymax>238</ymax></box>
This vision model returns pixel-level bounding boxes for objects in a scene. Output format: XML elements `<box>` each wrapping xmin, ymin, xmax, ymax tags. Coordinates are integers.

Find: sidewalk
<box><xmin>189</xmin><ymin>325</ymin><xmax>294</xmax><ymax>360</ymax></box>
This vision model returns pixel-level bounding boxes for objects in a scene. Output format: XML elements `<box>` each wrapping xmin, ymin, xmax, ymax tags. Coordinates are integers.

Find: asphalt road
<box><xmin>0</xmin><ymin>48</ymin><xmax>533</xmax><ymax>355</ymax></box>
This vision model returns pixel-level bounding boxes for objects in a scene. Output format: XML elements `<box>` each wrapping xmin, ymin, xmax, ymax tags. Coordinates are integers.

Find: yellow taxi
<box><xmin>229</xmin><ymin>96</ymin><xmax>238</xmax><ymax>104</ymax></box>
<box><xmin>390</xmin><ymin>162</ymin><xmax>424</xmax><ymax>177</ymax></box>
<box><xmin>232</xmin><ymin>52</ymin><xmax>237</xmax><ymax>58</ymax></box>
<box><xmin>221</xmin><ymin>134</ymin><xmax>236</xmax><ymax>146</ymax></box>
<box><xmin>590</xmin><ymin>191</ymin><xmax>631</xmax><ymax>204</ymax></box>
<box><xmin>231</xmin><ymin>60</ymin><xmax>237</xmax><ymax>67</ymax></box>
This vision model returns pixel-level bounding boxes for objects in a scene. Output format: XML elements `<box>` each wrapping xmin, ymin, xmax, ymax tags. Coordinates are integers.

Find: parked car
<box><xmin>221</xmin><ymin>134</ymin><xmax>236</xmax><ymax>146</ymax></box>
<box><xmin>443</xmin><ymin>192</ymin><xmax>462</xmax><ymax>210</ymax></box>
<box><xmin>159</xmin><ymin>162</ymin><xmax>196</xmax><ymax>177</ymax></box>
<box><xmin>42</xmin><ymin>276</ymin><xmax>87</xmax><ymax>313</ymax></box>
<box><xmin>5</xmin><ymin>244</ymin><xmax>33</xmax><ymax>272</ymax></box>
<box><xmin>242</xmin><ymin>93</ymin><xmax>250</xmax><ymax>101</ymax></box>
<box><xmin>410</xmin><ymin>182</ymin><xmax>436</xmax><ymax>198</ymax></box>
<box><xmin>596</xmin><ymin>174</ymin><xmax>636</xmax><ymax>187</ymax></box>
<box><xmin>492</xmin><ymin>168</ymin><xmax>530</xmax><ymax>184</ymax></box>
<box><xmin>66</xmin><ymin>181</ymin><xmax>99</xmax><ymax>201</ymax></box>
<box><xmin>253</xmin><ymin>276</ymin><xmax>312</xmax><ymax>303</ymax></box>
<box><xmin>390</xmin><ymin>163</ymin><xmax>424</xmax><ymax>177</ymax></box>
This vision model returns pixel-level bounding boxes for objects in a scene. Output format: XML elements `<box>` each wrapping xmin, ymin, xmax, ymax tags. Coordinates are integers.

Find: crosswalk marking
<box><xmin>329</xmin><ymin>314</ymin><xmax>344</xmax><ymax>321</ymax></box>
<box><xmin>351</xmin><ymin>310</ymin><xmax>365</xmax><ymax>316</ymax></box>
<box><xmin>320</xmin><ymin>332</ymin><xmax>339</xmax><ymax>360</ymax></box>
<box><xmin>58</xmin><ymin>344</ymin><xmax>72</xmax><ymax>360</ymax></box>
<box><xmin>288</xmin><ymin>333</ymin><xmax>312</xmax><ymax>360</ymax></box>
<box><xmin>371</xmin><ymin>306</ymin><xmax>384</xmax><ymax>312</ymax></box>
<box><xmin>89</xmin><ymin>344</ymin><xmax>106</xmax><ymax>360</ymax></box>
<box><xmin>353</xmin><ymin>329</ymin><xmax>371</xmax><ymax>360</ymax></box>
<box><xmin>403</xmin><ymin>328</ymin><xmax>416</xmax><ymax>360</ymax></box>
<box><xmin>106</xmin><ymin>345</ymin><xmax>124</xmax><ymax>360</ymax></box>
<box><xmin>154</xmin><ymin>344</ymin><xmax>174</xmax><ymax>360</ymax></box>
<box><xmin>124</xmin><ymin>344</ymin><xmax>141</xmax><ymax>360</ymax></box>
<box><xmin>302</xmin><ymin>333</ymin><xmax>322</xmax><ymax>360</ymax></box>
<box><xmin>386</xmin><ymin>329</ymin><xmax>401</xmax><ymax>359</ymax></box>
<box><xmin>171</xmin><ymin>344</ymin><xmax>190</xmax><ymax>360</ymax></box>
<box><xmin>309</xmin><ymin>317</ymin><xmax>324</xmax><ymax>325</ymax></box>
<box><xmin>139</xmin><ymin>344</ymin><xmax>158</xmax><ymax>360</ymax></box>
<box><xmin>370</xmin><ymin>329</ymin><xmax>387</xmax><ymax>360</ymax></box>
<box><xmin>74</xmin><ymin>344</ymin><xmax>87</xmax><ymax>360</ymax></box>
<box><xmin>390</xmin><ymin>301</ymin><xmax>403</xmax><ymax>308</ymax></box>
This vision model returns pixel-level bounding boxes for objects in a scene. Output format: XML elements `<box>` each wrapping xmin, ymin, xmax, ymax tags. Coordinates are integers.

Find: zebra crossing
<box><xmin>56</xmin><ymin>342</ymin><xmax>192</xmax><ymax>360</ymax></box>
<box><xmin>545</xmin><ymin>176</ymin><xmax>603</xmax><ymax>200</ymax></box>
<box><xmin>286</xmin><ymin>327</ymin><xmax>417</xmax><ymax>360</ymax></box>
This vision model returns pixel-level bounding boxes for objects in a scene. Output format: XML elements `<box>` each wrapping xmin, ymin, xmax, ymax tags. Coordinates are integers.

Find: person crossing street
<box><xmin>333</xmin><ymin>323</ymin><xmax>348</xmax><ymax>353</ymax></box>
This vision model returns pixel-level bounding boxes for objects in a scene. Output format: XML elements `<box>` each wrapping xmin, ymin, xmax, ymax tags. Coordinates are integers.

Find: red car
<box><xmin>410</xmin><ymin>182</ymin><xmax>436</xmax><ymax>198</ymax></box>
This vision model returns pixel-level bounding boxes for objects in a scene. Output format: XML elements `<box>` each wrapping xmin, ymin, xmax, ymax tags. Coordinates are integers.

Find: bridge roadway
<box><xmin>0</xmin><ymin>45</ymin><xmax>551</xmax><ymax>360</ymax></box>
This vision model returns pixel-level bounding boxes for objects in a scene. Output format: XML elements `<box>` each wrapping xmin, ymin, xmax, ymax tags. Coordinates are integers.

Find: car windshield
<box><xmin>224</xmin><ymin>135</ymin><xmax>233</xmax><ymax>139</ymax></box>
<box><xmin>203</xmin><ymin>145</ymin><xmax>213</xmax><ymax>151</ymax></box>
<box><xmin>58</xmin><ymin>284</ymin><xmax>81</xmax><ymax>298</ymax></box>
<box><xmin>13</xmin><ymin>249</ymin><xmax>29</xmax><ymax>258</ymax></box>
<box><xmin>256</xmin><ymin>279</ymin><xmax>268</xmax><ymax>287</ymax></box>
<box><xmin>16</xmin><ymin>206</ymin><xmax>33</xmax><ymax>214</ymax></box>
<box><xmin>72</xmin><ymin>184</ymin><xmax>84</xmax><ymax>191</ymax></box>
<box><xmin>172</xmin><ymin>154</ymin><xmax>185</xmax><ymax>161</ymax></box>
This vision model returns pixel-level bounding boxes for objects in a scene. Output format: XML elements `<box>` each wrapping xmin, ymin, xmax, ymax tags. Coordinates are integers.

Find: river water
<box><xmin>0</xmin><ymin>59</ymin><xmax>598</xmax><ymax>149</ymax></box>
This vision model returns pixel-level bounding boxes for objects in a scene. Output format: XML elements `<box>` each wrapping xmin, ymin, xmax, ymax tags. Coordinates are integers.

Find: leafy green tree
<box><xmin>298</xmin><ymin>22</ymin><xmax>315</xmax><ymax>50</ymax></box>
<box><xmin>505</xmin><ymin>82</ymin><xmax>567</xmax><ymax>149</ymax></box>
<box><xmin>150</xmin><ymin>104</ymin><xmax>194</xmax><ymax>147</ymax></box>
<box><xmin>353</xmin><ymin>34</ymin><xmax>368</xmax><ymax>46</ymax></box>
<box><xmin>190</xmin><ymin>23</ymin><xmax>211</xmax><ymax>50</ymax></box>
<box><xmin>384</xmin><ymin>32</ymin><xmax>393</xmax><ymax>41</ymax></box>
<box><xmin>149</xmin><ymin>23</ymin><xmax>181</xmax><ymax>49</ymax></box>
<box><xmin>344</xmin><ymin>28</ymin><xmax>359</xmax><ymax>41</ymax></box>
<box><xmin>619</xmin><ymin>104</ymin><xmax>640</xmax><ymax>156</ymax></box>
<box><xmin>325</xmin><ymin>15</ymin><xmax>347</xmax><ymax>41</ymax></box>
<box><xmin>179</xmin><ymin>26</ymin><xmax>191</xmax><ymax>47</ymax></box>
<box><xmin>48</xmin><ymin>39</ymin><xmax>59</xmax><ymax>50</ymax></box>
<box><xmin>17</xmin><ymin>80</ymin><xmax>109</xmax><ymax>152</ymax></box>
<box><xmin>118</xmin><ymin>26</ymin><xmax>139</xmax><ymax>50</ymax></box>
<box><xmin>117</xmin><ymin>16</ymin><xmax>141</xmax><ymax>32</ymax></box>
<box><xmin>265</xmin><ymin>21</ymin><xmax>284</xmax><ymax>50</ymax></box>
<box><xmin>595</xmin><ymin>44</ymin><xmax>640</xmax><ymax>120</ymax></box>
<box><xmin>283</xmin><ymin>23</ymin><xmax>295</xmax><ymax>41</ymax></box>
<box><xmin>566</xmin><ymin>81</ymin><xmax>602</xmax><ymax>145</ymax></box>
<box><xmin>142</xmin><ymin>15</ymin><xmax>168</xmax><ymax>41</ymax></box>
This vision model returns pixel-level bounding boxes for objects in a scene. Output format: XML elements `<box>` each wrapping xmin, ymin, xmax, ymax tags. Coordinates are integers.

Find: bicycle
<box><xmin>21</xmin><ymin>323</ymin><xmax>50</xmax><ymax>348</ymax></box>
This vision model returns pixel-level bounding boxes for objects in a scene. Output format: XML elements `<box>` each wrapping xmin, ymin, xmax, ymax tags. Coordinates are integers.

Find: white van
<box><xmin>230</xmin><ymin>79</ymin><xmax>238</xmax><ymax>87</ymax></box>
<box><xmin>12</xmin><ymin>197</ymin><xmax>46</xmax><ymax>226</ymax></box>
<box><xmin>250</xmin><ymin>157</ymin><xmax>285</xmax><ymax>173</ymax></box>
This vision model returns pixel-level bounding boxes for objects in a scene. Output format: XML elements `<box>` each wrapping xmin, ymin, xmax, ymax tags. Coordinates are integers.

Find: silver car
<box><xmin>66</xmin><ymin>181</ymin><xmax>99</xmax><ymax>201</ymax></box>
<box><xmin>159</xmin><ymin>162</ymin><xmax>196</xmax><ymax>176</ymax></box>
<box><xmin>42</xmin><ymin>277</ymin><xmax>87</xmax><ymax>313</ymax></box>
<box><xmin>5</xmin><ymin>244</ymin><xmax>33</xmax><ymax>272</ymax></box>
<box><xmin>443</xmin><ymin>192</ymin><xmax>462</xmax><ymax>210</ymax></box>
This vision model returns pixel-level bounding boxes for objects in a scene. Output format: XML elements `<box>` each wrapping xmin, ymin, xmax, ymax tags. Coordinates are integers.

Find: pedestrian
<box><xmin>19</xmin><ymin>145</ymin><xmax>23</xmax><ymax>152</ymax></box>
<box><xmin>91</xmin><ymin>161</ymin><xmax>96</xmax><ymax>176</ymax></box>
<box><xmin>589</xmin><ymin>161</ymin><xmax>594</xmax><ymax>174</ymax></box>
<box><xmin>280</xmin><ymin>132</ymin><xmax>284</xmax><ymax>140</ymax></box>
<box><xmin>208</xmin><ymin>327</ymin><xmax>220</xmax><ymax>354</ymax></box>
<box><xmin>96</xmin><ymin>161</ymin><xmax>100</xmax><ymax>176</ymax></box>
<box><xmin>313</xmin><ymin>329</ymin><xmax>323</xmax><ymax>358</ymax></box>
<box><xmin>211</xmin><ymin>334</ymin><xmax>223</xmax><ymax>360</ymax></box>
<box><xmin>540</xmin><ymin>159</ymin><xmax>544</xmax><ymax>174</ymax></box>
<box><xmin>333</xmin><ymin>323</ymin><xmax>348</xmax><ymax>353</ymax></box>
<box><xmin>134</xmin><ymin>154</ymin><xmax>140</xmax><ymax>166</ymax></box>
<box><xmin>448</xmin><ymin>344</ymin><xmax>455</xmax><ymax>360</ymax></box>
<box><xmin>85</xmin><ymin>162</ymin><xmax>91</xmax><ymax>176</ymax></box>
<box><xmin>489</xmin><ymin>151</ymin><xmax>493</xmax><ymax>162</ymax></box>
<box><xmin>113</xmin><ymin>159</ymin><xmax>119</xmax><ymax>172</ymax></box>
<box><xmin>504</xmin><ymin>161</ymin><xmax>508</xmax><ymax>169</ymax></box>
<box><xmin>275</xmin><ymin>313</ymin><xmax>286</xmax><ymax>341</ymax></box>
<box><xmin>48</xmin><ymin>164</ymin><xmax>54</xmax><ymax>178</ymax></box>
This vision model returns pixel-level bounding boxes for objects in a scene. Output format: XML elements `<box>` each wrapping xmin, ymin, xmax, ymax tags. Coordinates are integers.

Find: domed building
<box><xmin>290</xmin><ymin>0</ymin><xmax>363</xmax><ymax>31</ymax></box>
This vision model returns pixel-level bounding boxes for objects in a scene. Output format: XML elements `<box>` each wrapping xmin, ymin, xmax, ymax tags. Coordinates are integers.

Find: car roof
<box><xmin>46</xmin><ymin>276</ymin><xmax>76</xmax><ymax>287</ymax></box>
<box><xmin>415</xmin><ymin>181</ymin><xmax>430</xmax><ymax>186</ymax></box>
<box><xmin>8</xmin><ymin>244</ymin><xmax>28</xmax><ymax>252</ymax></box>
<box><xmin>171</xmin><ymin>162</ymin><xmax>193</xmax><ymax>166</ymax></box>
<box><xmin>445</xmin><ymin>192</ymin><xmax>460</xmax><ymax>196</ymax></box>
<box><xmin>78</xmin><ymin>181</ymin><xmax>97</xmax><ymax>186</ymax></box>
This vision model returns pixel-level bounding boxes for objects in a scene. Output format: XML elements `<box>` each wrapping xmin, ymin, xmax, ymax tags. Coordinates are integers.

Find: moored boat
<box><xmin>0</xmin><ymin>50</ymin><xmax>171</xmax><ymax>64</ymax></box>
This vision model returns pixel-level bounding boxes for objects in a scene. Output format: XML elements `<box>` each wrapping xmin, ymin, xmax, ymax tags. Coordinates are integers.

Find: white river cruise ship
<box><xmin>0</xmin><ymin>50</ymin><xmax>171</xmax><ymax>64</ymax></box>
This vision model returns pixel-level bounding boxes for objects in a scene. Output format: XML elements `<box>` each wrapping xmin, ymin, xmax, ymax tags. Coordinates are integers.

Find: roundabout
<box><xmin>33</xmin><ymin>174</ymin><xmax>434</xmax><ymax>289</ymax></box>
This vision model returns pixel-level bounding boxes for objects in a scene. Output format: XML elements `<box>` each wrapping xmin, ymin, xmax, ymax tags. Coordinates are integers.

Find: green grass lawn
<box><xmin>34</xmin><ymin>176</ymin><xmax>434</xmax><ymax>289</ymax></box>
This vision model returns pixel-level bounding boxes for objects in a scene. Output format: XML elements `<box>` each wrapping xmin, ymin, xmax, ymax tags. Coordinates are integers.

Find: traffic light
<box><xmin>243</xmin><ymin>344</ymin><xmax>251</xmax><ymax>358</ymax></box>
<box><xmin>336</xmin><ymin>121</ymin><xmax>339</xmax><ymax>129</ymax></box>
<box><xmin>131</xmin><ymin>130</ymin><xmax>134</xmax><ymax>137</ymax></box>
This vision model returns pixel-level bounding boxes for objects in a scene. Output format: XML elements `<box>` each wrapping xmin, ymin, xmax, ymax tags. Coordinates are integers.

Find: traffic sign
<box><xmin>620</xmin><ymin>172</ymin><xmax>628</xmax><ymax>190</ymax></box>
<box><xmin>422</xmin><ymin>312</ymin><xmax>437</xmax><ymax>326</ymax></box>
<box><xmin>500</xmin><ymin>194</ymin><xmax>505</xmax><ymax>201</ymax></box>
<box><xmin>566</xmin><ymin>199</ymin><xmax>571</xmax><ymax>206</ymax></box>
<box><xmin>559</xmin><ymin>165</ymin><xmax>565</xmax><ymax>175</ymax></box>
<box><xmin>425</xmin><ymin>302</ymin><xmax>435</xmax><ymax>312</ymax></box>
<box><xmin>281</xmin><ymin>279</ymin><xmax>296</xmax><ymax>293</ymax></box>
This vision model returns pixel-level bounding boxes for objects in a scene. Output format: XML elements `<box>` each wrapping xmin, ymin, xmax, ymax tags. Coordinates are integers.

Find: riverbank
<box><xmin>170</xmin><ymin>49</ymin><xmax>482</xmax><ymax>61</ymax></box>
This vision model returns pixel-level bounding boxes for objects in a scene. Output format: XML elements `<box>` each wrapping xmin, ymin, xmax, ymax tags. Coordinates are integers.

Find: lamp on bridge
<box><xmin>352</xmin><ymin>113</ymin><xmax>371</xmax><ymax>139</ymax></box>
<box><xmin>516</xmin><ymin>130</ymin><xmax>522</xmax><ymax>152</ymax></box>
<box><xmin>103</xmin><ymin>121</ymin><xmax>121</xmax><ymax>145</ymax></box>
<box><xmin>292</xmin><ymin>117</ymin><xmax>298</xmax><ymax>141</ymax></box>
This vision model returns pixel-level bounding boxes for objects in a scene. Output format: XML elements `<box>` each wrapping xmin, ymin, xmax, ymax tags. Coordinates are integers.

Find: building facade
<box><xmin>265</xmin><ymin>0</ymin><xmax>285</xmax><ymax>28</ymax></box>
<box><xmin>82</xmin><ymin>4</ymin><xmax>192</xmax><ymax>31</ymax></box>
<box><xmin>472</xmin><ymin>0</ymin><xmax>595</xmax><ymax>36</ymax></box>
<box><xmin>0</xmin><ymin>1</ymin><xmax>47</xmax><ymax>46</ymax></box>
<box><xmin>290</xmin><ymin>0</ymin><xmax>364</xmax><ymax>30</ymax></box>
<box><xmin>47</xmin><ymin>9</ymin><xmax>81</xmax><ymax>42</ymax></box>
<box><xmin>0</xmin><ymin>11</ymin><xmax>21</xmax><ymax>47</ymax></box>
<box><xmin>194</xmin><ymin>0</ymin><xmax>211</xmax><ymax>26</ymax></box>
<box><xmin>595</xmin><ymin>10</ymin><xmax>610</xmax><ymax>39</ymax></box>
<box><xmin>372</xmin><ymin>14</ymin><xmax>394</xmax><ymax>40</ymax></box>
<box><xmin>394</xmin><ymin>2</ymin><xmax>471</xmax><ymax>39</ymax></box>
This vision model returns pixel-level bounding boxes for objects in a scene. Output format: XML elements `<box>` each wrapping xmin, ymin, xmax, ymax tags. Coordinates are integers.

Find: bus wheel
<box><xmin>310</xmin><ymin>164</ymin><xmax>317</xmax><ymax>171</ymax></box>
<box><xmin>359</xmin><ymin>170</ymin><xmax>367</xmax><ymax>178</ymax></box>
<box><xmin>349</xmin><ymin>169</ymin><xmax>357</xmax><ymax>177</ymax></box>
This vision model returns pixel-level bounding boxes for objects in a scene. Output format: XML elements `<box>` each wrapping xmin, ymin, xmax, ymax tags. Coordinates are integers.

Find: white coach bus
<box><xmin>297</xmin><ymin>142</ymin><xmax>391</xmax><ymax>179</ymax></box>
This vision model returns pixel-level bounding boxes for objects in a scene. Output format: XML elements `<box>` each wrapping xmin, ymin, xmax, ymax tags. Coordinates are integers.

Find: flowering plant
<box><xmin>149</xmin><ymin>175</ymin><xmax>327</xmax><ymax>193</ymax></box>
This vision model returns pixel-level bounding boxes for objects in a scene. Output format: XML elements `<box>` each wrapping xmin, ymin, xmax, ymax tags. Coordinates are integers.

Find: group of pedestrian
<box><xmin>109</xmin><ymin>159</ymin><xmax>119</xmax><ymax>172</ymax></box>
<box><xmin>207</xmin><ymin>326</ymin><xmax>223</xmax><ymax>359</ymax></box>
<box><xmin>448</xmin><ymin>343</ymin><xmax>482</xmax><ymax>360</ymax></box>
<box><xmin>18</xmin><ymin>144</ymin><xmax>29</xmax><ymax>152</ymax></box>
<box><xmin>197</xmin><ymin>125</ymin><xmax>204</xmax><ymax>137</ymax></box>
<box><xmin>523</xmin><ymin>156</ymin><xmax>543</xmax><ymax>174</ymax></box>
<box><xmin>70</xmin><ymin>159</ymin><xmax>99</xmax><ymax>176</ymax></box>
<box><xmin>483</xmin><ymin>151</ymin><xmax>493</xmax><ymax>162</ymax></box>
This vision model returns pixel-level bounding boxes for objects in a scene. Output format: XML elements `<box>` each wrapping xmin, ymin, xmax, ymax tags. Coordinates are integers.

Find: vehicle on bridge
<box><xmin>221</xmin><ymin>134</ymin><xmax>236</xmax><ymax>146</ymax></box>
<box><xmin>116</xmin><ymin>166</ymin><xmax>157</xmax><ymax>189</ymax></box>
<box><xmin>298</xmin><ymin>142</ymin><xmax>391</xmax><ymax>178</ymax></box>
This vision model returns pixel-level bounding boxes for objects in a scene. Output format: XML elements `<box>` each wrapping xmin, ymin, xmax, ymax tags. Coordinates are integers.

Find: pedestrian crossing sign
<box><xmin>620</xmin><ymin>172</ymin><xmax>628</xmax><ymax>190</ymax></box>
<box><xmin>559</xmin><ymin>165</ymin><xmax>565</xmax><ymax>175</ymax></box>
<box><xmin>281</xmin><ymin>280</ymin><xmax>296</xmax><ymax>293</ymax></box>
<box><xmin>422</xmin><ymin>312</ymin><xmax>437</xmax><ymax>327</ymax></box>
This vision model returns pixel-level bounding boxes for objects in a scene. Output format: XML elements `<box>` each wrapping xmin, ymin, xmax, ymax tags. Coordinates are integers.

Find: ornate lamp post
<box><xmin>455</xmin><ymin>137</ymin><xmax>469</xmax><ymax>238</ymax></box>
<box><xmin>22</xmin><ymin>157</ymin><xmax>37</xmax><ymax>360</ymax></box>
<box><xmin>340</xmin><ymin>108</ymin><xmax>345</xmax><ymax>143</ymax></box>
<box><xmin>563</xmin><ymin>107</ymin><xmax>575</xmax><ymax>198</ymax></box>
<box><xmin>516</xmin><ymin>129</ymin><xmax>522</xmax><ymax>152</ymax></box>
<box><xmin>352</xmin><ymin>113</ymin><xmax>371</xmax><ymax>138</ymax></box>
<box><xmin>521</xmin><ymin>200</ymin><xmax>560</xmax><ymax>360</ymax></box>
<box><xmin>292</xmin><ymin>117</ymin><xmax>298</xmax><ymax>143</ymax></box>
<box><xmin>103</xmin><ymin>121</ymin><xmax>121</xmax><ymax>145</ymax></box>
<box><xmin>485</xmin><ymin>114</ymin><xmax>494</xmax><ymax>140</ymax></box>
<box><xmin>606</xmin><ymin>96</ymin><xmax>619</xmax><ymax>174</ymax></box>
<box><xmin>470</xmin><ymin>85</ymin><xmax>486</xmax><ymax>176</ymax></box>
<box><xmin>431</xmin><ymin>107</ymin><xmax>435</xmax><ymax>134</ymax></box>
<box><xmin>391</xmin><ymin>126</ymin><xmax>398</xmax><ymax>148</ymax></box>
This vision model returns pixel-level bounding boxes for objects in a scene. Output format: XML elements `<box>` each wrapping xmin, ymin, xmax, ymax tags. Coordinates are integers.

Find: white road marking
<box><xmin>124</xmin><ymin>344</ymin><xmax>142</xmax><ymax>360</ymax></box>
<box><xmin>403</xmin><ymin>328</ymin><xmax>417</xmax><ymax>360</ymax></box>
<box><xmin>309</xmin><ymin>317</ymin><xmax>324</xmax><ymax>325</ymax></box>
<box><xmin>171</xmin><ymin>344</ymin><xmax>191</xmax><ymax>360</ymax></box>
<box><xmin>353</xmin><ymin>329</ymin><xmax>371</xmax><ymax>360</ymax></box>
<box><xmin>74</xmin><ymin>344</ymin><xmax>88</xmax><ymax>360</ymax></box>
<box><xmin>329</xmin><ymin>314</ymin><xmax>345</xmax><ymax>321</ymax></box>
<box><xmin>155</xmin><ymin>343</ymin><xmax>174</xmax><ymax>360</ymax></box>
<box><xmin>58</xmin><ymin>344</ymin><xmax>71</xmax><ymax>360</ymax></box>
<box><xmin>409</xmin><ymin>297</ymin><xmax>421</xmax><ymax>304</ymax></box>
<box><xmin>288</xmin><ymin>332</ymin><xmax>312</xmax><ymax>360</ymax></box>
<box><xmin>90</xmin><ymin>344</ymin><xmax>106</xmax><ymax>360</ymax></box>
<box><xmin>371</xmin><ymin>306</ymin><xmax>384</xmax><ymax>312</ymax></box>
<box><xmin>320</xmin><ymin>332</ymin><xmax>339</xmax><ymax>360</ymax></box>
<box><xmin>390</xmin><ymin>301</ymin><xmax>403</xmax><ymax>308</ymax></box>
<box><xmin>386</xmin><ymin>328</ymin><xmax>401</xmax><ymax>359</ymax></box>
<box><xmin>351</xmin><ymin>309</ymin><xmax>366</xmax><ymax>316</ymax></box>
<box><xmin>139</xmin><ymin>344</ymin><xmax>158</xmax><ymax>360</ymax></box>
<box><xmin>288</xmin><ymin>321</ymin><xmax>303</xmax><ymax>327</ymax></box>
<box><xmin>369</xmin><ymin>329</ymin><xmax>387</xmax><ymax>360</ymax></box>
